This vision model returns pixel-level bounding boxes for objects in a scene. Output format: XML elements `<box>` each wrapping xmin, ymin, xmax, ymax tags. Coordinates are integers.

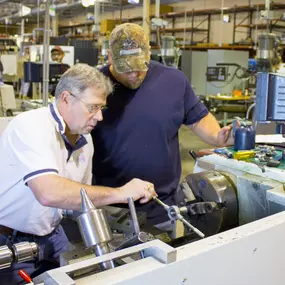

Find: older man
<box><xmin>0</xmin><ymin>63</ymin><xmax>156</xmax><ymax>283</ymax></box>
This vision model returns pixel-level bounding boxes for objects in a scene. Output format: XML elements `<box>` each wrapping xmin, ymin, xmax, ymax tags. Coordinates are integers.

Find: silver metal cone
<box><xmin>80</xmin><ymin>188</ymin><xmax>96</xmax><ymax>213</ymax></box>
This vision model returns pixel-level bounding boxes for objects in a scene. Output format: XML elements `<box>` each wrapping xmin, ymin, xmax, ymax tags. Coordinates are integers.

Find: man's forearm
<box><xmin>189</xmin><ymin>113</ymin><xmax>221</xmax><ymax>146</ymax></box>
<box><xmin>28</xmin><ymin>175</ymin><xmax>122</xmax><ymax>210</ymax></box>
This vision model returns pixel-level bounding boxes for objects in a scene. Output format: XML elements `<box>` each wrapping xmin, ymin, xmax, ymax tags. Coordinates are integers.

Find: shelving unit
<box><xmin>233</xmin><ymin>6</ymin><xmax>285</xmax><ymax>43</ymax></box>
<box><xmin>58</xmin><ymin>2</ymin><xmax>285</xmax><ymax>46</ymax></box>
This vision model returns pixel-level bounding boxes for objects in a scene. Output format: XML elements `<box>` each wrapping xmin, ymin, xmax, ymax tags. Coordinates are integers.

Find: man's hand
<box><xmin>118</xmin><ymin>178</ymin><xmax>157</xmax><ymax>204</ymax></box>
<box><xmin>216</xmin><ymin>125</ymin><xmax>234</xmax><ymax>146</ymax></box>
<box><xmin>190</xmin><ymin>113</ymin><xmax>239</xmax><ymax>147</ymax></box>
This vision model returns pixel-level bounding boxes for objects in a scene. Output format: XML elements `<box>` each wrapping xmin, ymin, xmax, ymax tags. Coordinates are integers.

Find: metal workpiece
<box><xmin>77</xmin><ymin>188</ymin><xmax>113</xmax><ymax>248</ymax></box>
<box><xmin>0</xmin><ymin>242</ymin><xmax>38</xmax><ymax>270</ymax></box>
<box><xmin>76</xmin><ymin>188</ymin><xmax>114</xmax><ymax>270</ymax></box>
<box><xmin>12</xmin><ymin>242</ymin><xmax>39</xmax><ymax>263</ymax></box>
<box><xmin>0</xmin><ymin>245</ymin><xmax>13</xmax><ymax>269</ymax></box>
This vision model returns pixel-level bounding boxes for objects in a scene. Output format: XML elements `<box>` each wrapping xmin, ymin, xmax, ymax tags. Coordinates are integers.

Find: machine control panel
<box><xmin>206</xmin><ymin>67</ymin><xmax>227</xmax><ymax>81</ymax></box>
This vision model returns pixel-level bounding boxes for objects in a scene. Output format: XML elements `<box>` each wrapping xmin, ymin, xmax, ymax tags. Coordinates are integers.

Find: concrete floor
<box><xmin>179</xmin><ymin>125</ymin><xmax>211</xmax><ymax>180</ymax></box>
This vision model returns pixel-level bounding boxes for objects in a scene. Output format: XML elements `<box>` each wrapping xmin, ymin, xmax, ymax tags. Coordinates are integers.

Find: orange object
<box><xmin>232</xmin><ymin>89</ymin><xmax>243</xmax><ymax>97</ymax></box>
<box><xmin>18</xmin><ymin>270</ymin><xmax>32</xmax><ymax>283</ymax></box>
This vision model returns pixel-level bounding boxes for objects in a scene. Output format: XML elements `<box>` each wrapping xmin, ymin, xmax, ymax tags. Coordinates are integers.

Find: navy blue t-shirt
<box><xmin>92</xmin><ymin>61</ymin><xmax>208</xmax><ymax>224</ymax></box>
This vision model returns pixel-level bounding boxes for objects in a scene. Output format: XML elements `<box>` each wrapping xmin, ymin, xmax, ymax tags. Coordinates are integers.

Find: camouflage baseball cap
<box><xmin>109</xmin><ymin>23</ymin><xmax>150</xmax><ymax>73</ymax></box>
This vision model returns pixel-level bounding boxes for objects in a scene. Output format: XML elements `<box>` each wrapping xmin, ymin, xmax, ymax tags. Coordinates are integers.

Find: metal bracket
<box><xmin>33</xmin><ymin>240</ymin><xmax>177</xmax><ymax>285</ymax></box>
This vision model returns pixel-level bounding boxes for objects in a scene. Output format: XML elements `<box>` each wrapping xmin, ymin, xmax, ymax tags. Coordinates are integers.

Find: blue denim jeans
<box><xmin>0</xmin><ymin>225</ymin><xmax>69</xmax><ymax>285</ymax></box>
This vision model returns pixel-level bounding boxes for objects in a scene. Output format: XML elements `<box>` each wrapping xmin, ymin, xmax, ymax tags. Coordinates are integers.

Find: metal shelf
<box><xmin>59</xmin><ymin>2</ymin><xmax>285</xmax><ymax>46</ymax></box>
<box><xmin>151</xmin><ymin>27</ymin><xmax>208</xmax><ymax>33</ymax></box>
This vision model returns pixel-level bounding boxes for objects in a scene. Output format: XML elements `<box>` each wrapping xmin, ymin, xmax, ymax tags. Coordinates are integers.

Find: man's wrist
<box><xmin>112</xmin><ymin>187</ymin><xmax>125</xmax><ymax>204</ymax></box>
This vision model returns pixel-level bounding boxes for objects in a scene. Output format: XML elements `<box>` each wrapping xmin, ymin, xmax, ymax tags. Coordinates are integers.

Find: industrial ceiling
<box><xmin>0</xmin><ymin>0</ymin><xmax>187</xmax><ymax>25</ymax></box>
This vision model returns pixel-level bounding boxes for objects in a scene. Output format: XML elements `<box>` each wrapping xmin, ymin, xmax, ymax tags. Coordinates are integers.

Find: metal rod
<box><xmin>42</xmin><ymin>0</ymin><xmax>50</xmax><ymax>107</ymax></box>
<box><xmin>233</xmin><ymin>7</ymin><xmax>236</xmax><ymax>43</ymax></box>
<box><xmin>191</xmin><ymin>9</ymin><xmax>194</xmax><ymax>44</ymax></box>
<box><xmin>237</xmin><ymin>14</ymin><xmax>250</xmax><ymax>26</ymax></box>
<box><xmin>183</xmin><ymin>10</ymin><xmax>187</xmax><ymax>49</ymax></box>
<box><xmin>155</xmin><ymin>0</ymin><xmax>160</xmax><ymax>18</ymax></box>
<box><xmin>176</xmin><ymin>213</ymin><xmax>205</xmax><ymax>238</ymax></box>
<box><xmin>94</xmin><ymin>0</ymin><xmax>100</xmax><ymax>43</ymax></box>
<box><xmin>219</xmin><ymin>0</ymin><xmax>224</xmax><ymax>47</ymax></box>
<box><xmin>37</xmin><ymin>0</ymin><xmax>40</xmax><ymax>30</ymax></box>
<box><xmin>207</xmin><ymin>14</ymin><xmax>211</xmax><ymax>43</ymax></box>
<box><xmin>127</xmin><ymin>197</ymin><xmax>140</xmax><ymax>235</ymax></box>
<box><xmin>94</xmin><ymin>244</ymin><xmax>115</xmax><ymax>270</ymax></box>
<box><xmin>254</xmin><ymin>5</ymin><xmax>259</xmax><ymax>50</ymax></box>
<box><xmin>249</xmin><ymin>10</ymin><xmax>253</xmax><ymax>39</ymax></box>
<box><xmin>195</xmin><ymin>16</ymin><xmax>207</xmax><ymax>29</ymax></box>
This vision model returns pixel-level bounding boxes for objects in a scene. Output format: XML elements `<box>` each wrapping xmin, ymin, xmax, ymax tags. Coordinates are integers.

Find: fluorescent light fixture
<box><xmin>49</xmin><ymin>7</ymin><xmax>56</xmax><ymax>17</ymax></box>
<box><xmin>128</xmin><ymin>0</ymin><xmax>139</xmax><ymax>3</ymax></box>
<box><xmin>21</xmin><ymin>5</ymin><xmax>31</xmax><ymax>17</ymax></box>
<box><xmin>82</xmin><ymin>0</ymin><xmax>91</xmax><ymax>7</ymax></box>
<box><xmin>223</xmin><ymin>14</ymin><xmax>230</xmax><ymax>23</ymax></box>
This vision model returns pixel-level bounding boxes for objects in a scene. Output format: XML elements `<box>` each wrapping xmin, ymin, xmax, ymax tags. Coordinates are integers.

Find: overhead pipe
<box><xmin>155</xmin><ymin>0</ymin><xmax>160</xmax><ymax>18</ymax></box>
<box><xmin>94</xmin><ymin>0</ymin><xmax>100</xmax><ymax>39</ymax></box>
<box><xmin>0</xmin><ymin>0</ymin><xmax>119</xmax><ymax>22</ymax></box>
<box><xmin>42</xmin><ymin>0</ymin><xmax>50</xmax><ymax>107</ymax></box>
<box><xmin>0</xmin><ymin>0</ymin><xmax>81</xmax><ymax>22</ymax></box>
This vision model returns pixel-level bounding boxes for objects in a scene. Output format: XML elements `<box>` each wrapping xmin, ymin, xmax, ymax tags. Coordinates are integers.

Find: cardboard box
<box><xmin>100</xmin><ymin>19</ymin><xmax>119</xmax><ymax>34</ymax></box>
<box><xmin>150</xmin><ymin>4</ymin><xmax>173</xmax><ymax>16</ymax></box>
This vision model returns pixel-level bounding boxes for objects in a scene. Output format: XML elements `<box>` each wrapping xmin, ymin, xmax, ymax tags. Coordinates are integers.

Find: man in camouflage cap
<box><xmin>108</xmin><ymin>23</ymin><xmax>150</xmax><ymax>89</ymax></box>
<box><xmin>92</xmin><ymin>23</ymin><xmax>235</xmax><ymax>238</ymax></box>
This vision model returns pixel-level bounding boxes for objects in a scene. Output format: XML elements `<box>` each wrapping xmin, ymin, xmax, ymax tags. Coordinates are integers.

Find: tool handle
<box><xmin>18</xmin><ymin>269</ymin><xmax>33</xmax><ymax>283</ymax></box>
<box><xmin>152</xmin><ymin>196</ymin><xmax>170</xmax><ymax>210</ymax></box>
<box><xmin>189</xmin><ymin>150</ymin><xmax>198</xmax><ymax>160</ymax></box>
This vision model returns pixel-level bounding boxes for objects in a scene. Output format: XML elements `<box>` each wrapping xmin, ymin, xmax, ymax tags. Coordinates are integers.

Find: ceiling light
<box><xmin>21</xmin><ymin>5</ymin><xmax>31</xmax><ymax>17</ymax></box>
<box><xmin>82</xmin><ymin>0</ymin><xmax>91</xmax><ymax>7</ymax></box>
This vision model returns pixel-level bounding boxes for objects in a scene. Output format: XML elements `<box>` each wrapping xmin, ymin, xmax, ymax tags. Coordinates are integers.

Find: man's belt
<box><xmin>0</xmin><ymin>225</ymin><xmax>31</xmax><ymax>237</ymax></box>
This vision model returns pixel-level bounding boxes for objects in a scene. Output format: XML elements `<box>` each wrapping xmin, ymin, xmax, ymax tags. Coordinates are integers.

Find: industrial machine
<box><xmin>256</xmin><ymin>32</ymin><xmax>281</xmax><ymax>72</ymax></box>
<box><xmin>206</xmin><ymin>49</ymin><xmax>249</xmax><ymax>96</ymax></box>
<box><xmin>31</xmin><ymin>159</ymin><xmax>285</xmax><ymax>284</ymax></box>
<box><xmin>25</xmin><ymin>36</ymin><xmax>285</xmax><ymax>282</ymax></box>
<box><xmin>160</xmin><ymin>36</ymin><xmax>181</xmax><ymax>68</ymax></box>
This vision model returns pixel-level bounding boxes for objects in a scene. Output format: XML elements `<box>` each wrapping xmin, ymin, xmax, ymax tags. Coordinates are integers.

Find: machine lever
<box><xmin>152</xmin><ymin>196</ymin><xmax>170</xmax><ymax>210</ymax></box>
<box><xmin>127</xmin><ymin>197</ymin><xmax>141</xmax><ymax>235</ymax></box>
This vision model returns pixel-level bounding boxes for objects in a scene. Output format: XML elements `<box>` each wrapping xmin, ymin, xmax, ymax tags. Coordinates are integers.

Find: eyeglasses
<box><xmin>69</xmin><ymin>92</ymin><xmax>107</xmax><ymax>114</ymax></box>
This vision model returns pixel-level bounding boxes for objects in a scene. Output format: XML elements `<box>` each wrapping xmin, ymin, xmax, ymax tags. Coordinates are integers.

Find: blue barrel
<box><xmin>234</xmin><ymin>125</ymin><xmax>256</xmax><ymax>151</ymax></box>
